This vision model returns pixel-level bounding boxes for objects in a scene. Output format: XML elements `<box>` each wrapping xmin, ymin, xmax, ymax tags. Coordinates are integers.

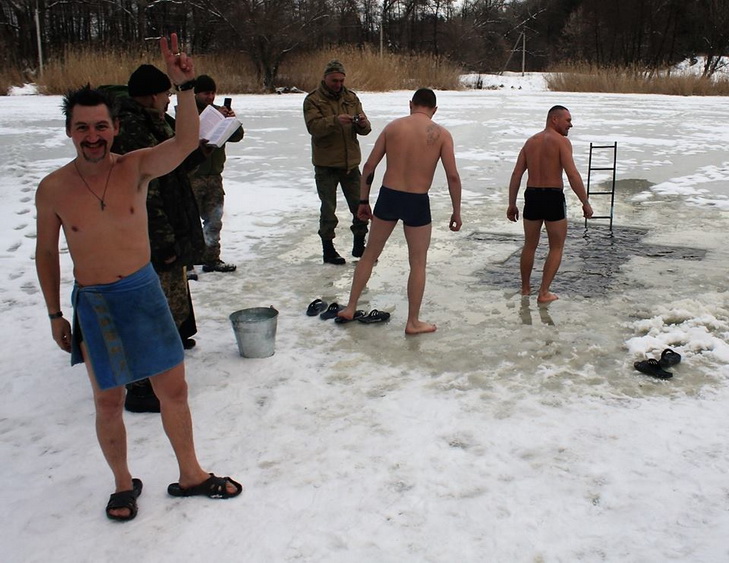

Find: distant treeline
<box><xmin>3</xmin><ymin>0</ymin><xmax>728</xmax><ymax>91</ymax></box>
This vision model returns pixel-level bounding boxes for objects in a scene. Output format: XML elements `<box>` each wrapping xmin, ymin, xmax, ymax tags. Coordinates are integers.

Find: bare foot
<box><xmin>537</xmin><ymin>292</ymin><xmax>559</xmax><ymax>303</ymax></box>
<box><xmin>520</xmin><ymin>286</ymin><xmax>531</xmax><ymax>296</ymax></box>
<box><xmin>107</xmin><ymin>505</ymin><xmax>134</xmax><ymax>519</ymax></box>
<box><xmin>405</xmin><ymin>320</ymin><xmax>437</xmax><ymax>335</ymax></box>
<box><xmin>336</xmin><ymin>306</ymin><xmax>355</xmax><ymax>321</ymax></box>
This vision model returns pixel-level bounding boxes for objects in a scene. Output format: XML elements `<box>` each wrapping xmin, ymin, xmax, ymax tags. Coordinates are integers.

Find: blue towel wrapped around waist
<box><xmin>71</xmin><ymin>263</ymin><xmax>184</xmax><ymax>390</ymax></box>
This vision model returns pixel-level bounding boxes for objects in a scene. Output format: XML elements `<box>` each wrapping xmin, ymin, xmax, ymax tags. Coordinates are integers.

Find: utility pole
<box><xmin>521</xmin><ymin>29</ymin><xmax>526</xmax><ymax>76</ymax></box>
<box><xmin>35</xmin><ymin>2</ymin><xmax>44</xmax><ymax>78</ymax></box>
<box><xmin>500</xmin><ymin>29</ymin><xmax>525</xmax><ymax>75</ymax></box>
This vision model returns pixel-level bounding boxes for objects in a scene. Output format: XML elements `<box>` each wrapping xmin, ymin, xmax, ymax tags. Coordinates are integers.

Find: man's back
<box><xmin>522</xmin><ymin>129</ymin><xmax>568</xmax><ymax>188</ymax></box>
<box><xmin>381</xmin><ymin>114</ymin><xmax>452</xmax><ymax>193</ymax></box>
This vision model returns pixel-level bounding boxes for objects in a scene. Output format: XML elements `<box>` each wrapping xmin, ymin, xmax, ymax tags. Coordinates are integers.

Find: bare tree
<box><xmin>5</xmin><ymin>0</ymin><xmax>724</xmax><ymax>87</ymax></box>
<box><xmin>691</xmin><ymin>0</ymin><xmax>729</xmax><ymax>76</ymax></box>
<box><xmin>190</xmin><ymin>0</ymin><xmax>329</xmax><ymax>91</ymax></box>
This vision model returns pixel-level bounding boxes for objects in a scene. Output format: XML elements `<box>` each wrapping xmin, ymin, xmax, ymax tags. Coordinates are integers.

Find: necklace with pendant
<box><xmin>74</xmin><ymin>157</ymin><xmax>115</xmax><ymax>211</ymax></box>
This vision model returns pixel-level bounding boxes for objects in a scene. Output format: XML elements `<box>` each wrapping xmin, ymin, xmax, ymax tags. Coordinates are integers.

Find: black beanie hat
<box><xmin>128</xmin><ymin>64</ymin><xmax>172</xmax><ymax>97</ymax></box>
<box><xmin>195</xmin><ymin>75</ymin><xmax>217</xmax><ymax>93</ymax></box>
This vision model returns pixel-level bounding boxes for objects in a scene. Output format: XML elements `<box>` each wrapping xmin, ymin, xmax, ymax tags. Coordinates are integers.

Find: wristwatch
<box><xmin>174</xmin><ymin>79</ymin><xmax>197</xmax><ymax>92</ymax></box>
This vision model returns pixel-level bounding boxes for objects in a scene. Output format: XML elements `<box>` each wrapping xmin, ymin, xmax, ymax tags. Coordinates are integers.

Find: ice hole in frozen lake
<box><xmin>471</xmin><ymin>224</ymin><xmax>706</xmax><ymax>298</ymax></box>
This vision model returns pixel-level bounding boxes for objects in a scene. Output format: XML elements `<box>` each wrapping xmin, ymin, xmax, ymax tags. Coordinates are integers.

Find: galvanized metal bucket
<box><xmin>229</xmin><ymin>306</ymin><xmax>278</xmax><ymax>358</ymax></box>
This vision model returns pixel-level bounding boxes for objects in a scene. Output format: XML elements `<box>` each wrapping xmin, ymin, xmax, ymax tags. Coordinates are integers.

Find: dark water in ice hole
<box><xmin>471</xmin><ymin>225</ymin><xmax>706</xmax><ymax>298</ymax></box>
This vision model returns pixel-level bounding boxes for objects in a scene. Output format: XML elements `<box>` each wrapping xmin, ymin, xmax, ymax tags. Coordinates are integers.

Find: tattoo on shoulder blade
<box><xmin>426</xmin><ymin>124</ymin><xmax>441</xmax><ymax>145</ymax></box>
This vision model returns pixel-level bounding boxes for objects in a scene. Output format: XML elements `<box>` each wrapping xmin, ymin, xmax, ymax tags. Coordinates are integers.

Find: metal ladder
<box><xmin>584</xmin><ymin>142</ymin><xmax>617</xmax><ymax>232</ymax></box>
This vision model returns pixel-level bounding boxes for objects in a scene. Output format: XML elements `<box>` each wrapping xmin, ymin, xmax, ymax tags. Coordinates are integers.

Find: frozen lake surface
<box><xmin>2</xmin><ymin>83</ymin><xmax>729</xmax><ymax>562</ymax></box>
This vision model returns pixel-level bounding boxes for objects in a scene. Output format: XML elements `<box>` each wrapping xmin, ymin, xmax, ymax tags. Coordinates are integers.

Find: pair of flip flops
<box><xmin>334</xmin><ymin>310</ymin><xmax>366</xmax><ymax>324</ymax></box>
<box><xmin>307</xmin><ymin>298</ymin><xmax>327</xmax><ymax>317</ymax></box>
<box><xmin>358</xmin><ymin>309</ymin><xmax>391</xmax><ymax>324</ymax></box>
<box><xmin>307</xmin><ymin>299</ymin><xmax>391</xmax><ymax>324</ymax></box>
<box><xmin>634</xmin><ymin>348</ymin><xmax>682</xmax><ymax>379</ymax></box>
<box><xmin>335</xmin><ymin>309</ymin><xmax>391</xmax><ymax>324</ymax></box>
<box><xmin>307</xmin><ymin>299</ymin><xmax>343</xmax><ymax>320</ymax></box>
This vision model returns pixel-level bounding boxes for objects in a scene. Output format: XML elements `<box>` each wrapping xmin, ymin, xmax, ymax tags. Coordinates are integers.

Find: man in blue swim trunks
<box><xmin>35</xmin><ymin>34</ymin><xmax>241</xmax><ymax>522</ymax></box>
<box><xmin>507</xmin><ymin>105</ymin><xmax>593</xmax><ymax>303</ymax></box>
<box><xmin>337</xmin><ymin>88</ymin><xmax>462</xmax><ymax>334</ymax></box>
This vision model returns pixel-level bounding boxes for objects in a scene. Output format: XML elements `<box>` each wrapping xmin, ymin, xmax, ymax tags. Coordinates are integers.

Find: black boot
<box><xmin>352</xmin><ymin>235</ymin><xmax>366</xmax><ymax>258</ymax></box>
<box><xmin>124</xmin><ymin>378</ymin><xmax>160</xmax><ymax>413</ymax></box>
<box><xmin>322</xmin><ymin>240</ymin><xmax>346</xmax><ymax>265</ymax></box>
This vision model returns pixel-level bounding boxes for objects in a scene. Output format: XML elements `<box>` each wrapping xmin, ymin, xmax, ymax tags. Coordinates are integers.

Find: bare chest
<box><xmin>59</xmin><ymin>179</ymin><xmax>148</xmax><ymax>245</ymax></box>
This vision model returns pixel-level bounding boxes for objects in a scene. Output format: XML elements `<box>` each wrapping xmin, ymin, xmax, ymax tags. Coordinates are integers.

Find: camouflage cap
<box><xmin>324</xmin><ymin>60</ymin><xmax>346</xmax><ymax>76</ymax></box>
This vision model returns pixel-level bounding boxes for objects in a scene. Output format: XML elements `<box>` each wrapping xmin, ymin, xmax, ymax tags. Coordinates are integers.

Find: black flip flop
<box><xmin>659</xmin><ymin>348</ymin><xmax>681</xmax><ymax>368</ymax></box>
<box><xmin>306</xmin><ymin>298</ymin><xmax>328</xmax><ymax>316</ymax></box>
<box><xmin>357</xmin><ymin>309</ymin><xmax>391</xmax><ymax>324</ymax></box>
<box><xmin>168</xmin><ymin>473</ymin><xmax>243</xmax><ymax>499</ymax></box>
<box><xmin>335</xmin><ymin>310</ymin><xmax>366</xmax><ymax>324</ymax></box>
<box><xmin>106</xmin><ymin>478</ymin><xmax>143</xmax><ymax>522</ymax></box>
<box><xmin>319</xmin><ymin>302</ymin><xmax>342</xmax><ymax>320</ymax></box>
<box><xmin>634</xmin><ymin>359</ymin><xmax>673</xmax><ymax>379</ymax></box>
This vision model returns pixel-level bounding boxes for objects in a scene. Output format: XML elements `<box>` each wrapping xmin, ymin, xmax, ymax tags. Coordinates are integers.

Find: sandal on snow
<box><xmin>106</xmin><ymin>478</ymin><xmax>143</xmax><ymax>522</ymax></box>
<box><xmin>319</xmin><ymin>302</ymin><xmax>343</xmax><ymax>320</ymax></box>
<box><xmin>659</xmin><ymin>348</ymin><xmax>682</xmax><ymax>368</ymax></box>
<box><xmin>306</xmin><ymin>298</ymin><xmax>328</xmax><ymax>317</ymax></box>
<box><xmin>634</xmin><ymin>359</ymin><xmax>673</xmax><ymax>379</ymax></box>
<box><xmin>335</xmin><ymin>310</ymin><xmax>366</xmax><ymax>324</ymax></box>
<box><xmin>357</xmin><ymin>309</ymin><xmax>391</xmax><ymax>324</ymax></box>
<box><xmin>167</xmin><ymin>474</ymin><xmax>243</xmax><ymax>499</ymax></box>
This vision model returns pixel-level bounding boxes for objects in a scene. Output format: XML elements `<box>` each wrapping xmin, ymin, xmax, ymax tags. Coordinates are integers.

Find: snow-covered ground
<box><xmin>461</xmin><ymin>71</ymin><xmax>549</xmax><ymax>91</ymax></box>
<box><xmin>2</xmin><ymin>82</ymin><xmax>729</xmax><ymax>562</ymax></box>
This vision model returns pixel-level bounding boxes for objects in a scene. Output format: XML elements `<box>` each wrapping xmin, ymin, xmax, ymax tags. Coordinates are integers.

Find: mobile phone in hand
<box><xmin>223</xmin><ymin>97</ymin><xmax>232</xmax><ymax>109</ymax></box>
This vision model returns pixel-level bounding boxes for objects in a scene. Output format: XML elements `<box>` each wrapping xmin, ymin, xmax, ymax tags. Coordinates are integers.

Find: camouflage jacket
<box><xmin>112</xmin><ymin>96</ymin><xmax>205</xmax><ymax>270</ymax></box>
<box><xmin>303</xmin><ymin>82</ymin><xmax>371</xmax><ymax>170</ymax></box>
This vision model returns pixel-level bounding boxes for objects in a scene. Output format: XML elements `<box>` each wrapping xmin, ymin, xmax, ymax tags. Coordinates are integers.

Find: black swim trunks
<box><xmin>373</xmin><ymin>186</ymin><xmax>432</xmax><ymax>227</ymax></box>
<box><xmin>523</xmin><ymin>187</ymin><xmax>566</xmax><ymax>222</ymax></box>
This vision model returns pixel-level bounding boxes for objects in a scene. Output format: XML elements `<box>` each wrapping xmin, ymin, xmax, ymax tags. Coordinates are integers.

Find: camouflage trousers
<box><xmin>190</xmin><ymin>174</ymin><xmax>225</xmax><ymax>264</ymax></box>
<box><xmin>314</xmin><ymin>166</ymin><xmax>368</xmax><ymax>241</ymax></box>
<box><xmin>156</xmin><ymin>266</ymin><xmax>192</xmax><ymax>329</ymax></box>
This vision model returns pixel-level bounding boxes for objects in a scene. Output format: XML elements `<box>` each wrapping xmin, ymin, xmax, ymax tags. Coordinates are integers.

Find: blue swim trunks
<box><xmin>523</xmin><ymin>187</ymin><xmax>566</xmax><ymax>222</ymax></box>
<box><xmin>71</xmin><ymin>263</ymin><xmax>184</xmax><ymax>390</ymax></box>
<box><xmin>373</xmin><ymin>185</ymin><xmax>431</xmax><ymax>227</ymax></box>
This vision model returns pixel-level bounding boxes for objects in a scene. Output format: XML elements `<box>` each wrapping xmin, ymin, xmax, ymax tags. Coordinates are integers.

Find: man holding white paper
<box><xmin>190</xmin><ymin>75</ymin><xmax>244</xmax><ymax>273</ymax></box>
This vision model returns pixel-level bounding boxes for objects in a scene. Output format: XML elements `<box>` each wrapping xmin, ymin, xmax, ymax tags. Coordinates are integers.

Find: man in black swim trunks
<box><xmin>507</xmin><ymin>105</ymin><xmax>593</xmax><ymax>303</ymax></box>
<box><xmin>337</xmin><ymin>88</ymin><xmax>462</xmax><ymax>334</ymax></box>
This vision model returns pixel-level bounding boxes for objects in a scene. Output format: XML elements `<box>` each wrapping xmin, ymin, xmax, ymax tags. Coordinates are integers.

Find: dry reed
<box><xmin>281</xmin><ymin>46</ymin><xmax>463</xmax><ymax>92</ymax></box>
<box><xmin>10</xmin><ymin>50</ymin><xmax>729</xmax><ymax>97</ymax></box>
<box><xmin>0</xmin><ymin>67</ymin><xmax>27</xmax><ymax>95</ymax></box>
<box><xmin>547</xmin><ymin>62</ymin><xmax>729</xmax><ymax>96</ymax></box>
<box><xmin>2</xmin><ymin>45</ymin><xmax>463</xmax><ymax>95</ymax></box>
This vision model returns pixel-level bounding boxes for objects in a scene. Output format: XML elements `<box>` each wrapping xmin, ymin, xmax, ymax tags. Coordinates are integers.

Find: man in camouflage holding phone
<box><xmin>303</xmin><ymin>60</ymin><xmax>371</xmax><ymax>265</ymax></box>
<box><xmin>190</xmin><ymin>74</ymin><xmax>245</xmax><ymax>274</ymax></box>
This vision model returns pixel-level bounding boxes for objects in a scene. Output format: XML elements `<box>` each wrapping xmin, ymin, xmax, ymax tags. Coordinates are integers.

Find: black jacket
<box><xmin>112</xmin><ymin>96</ymin><xmax>205</xmax><ymax>270</ymax></box>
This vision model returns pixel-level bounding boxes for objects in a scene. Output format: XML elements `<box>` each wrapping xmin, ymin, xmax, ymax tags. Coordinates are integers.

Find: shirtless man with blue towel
<box><xmin>35</xmin><ymin>33</ymin><xmax>241</xmax><ymax>522</ymax></box>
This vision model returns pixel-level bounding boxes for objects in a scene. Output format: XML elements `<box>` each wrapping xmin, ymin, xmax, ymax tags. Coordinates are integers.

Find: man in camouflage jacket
<box><xmin>190</xmin><ymin>74</ymin><xmax>244</xmax><ymax>273</ymax></box>
<box><xmin>303</xmin><ymin>59</ymin><xmax>371</xmax><ymax>264</ymax></box>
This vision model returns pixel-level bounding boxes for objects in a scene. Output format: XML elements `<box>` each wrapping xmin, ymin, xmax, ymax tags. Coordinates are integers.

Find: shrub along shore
<box><xmin>2</xmin><ymin>47</ymin><xmax>463</xmax><ymax>95</ymax></box>
<box><xmin>3</xmin><ymin>49</ymin><xmax>729</xmax><ymax>96</ymax></box>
